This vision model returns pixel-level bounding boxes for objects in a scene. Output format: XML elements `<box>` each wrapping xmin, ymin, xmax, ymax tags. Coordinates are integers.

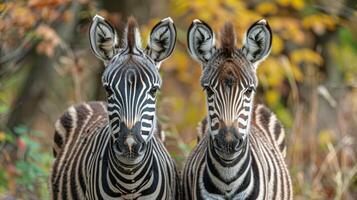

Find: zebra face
<box><xmin>202</xmin><ymin>58</ymin><xmax>257</xmax><ymax>156</ymax></box>
<box><xmin>102</xmin><ymin>58</ymin><xmax>161</xmax><ymax>162</ymax></box>
<box><xmin>90</xmin><ymin>16</ymin><xmax>176</xmax><ymax>163</ymax></box>
<box><xmin>188</xmin><ymin>19</ymin><xmax>272</xmax><ymax>157</ymax></box>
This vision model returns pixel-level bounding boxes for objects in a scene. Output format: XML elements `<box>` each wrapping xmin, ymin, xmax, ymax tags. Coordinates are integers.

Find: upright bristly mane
<box><xmin>126</xmin><ymin>17</ymin><xmax>139</xmax><ymax>53</ymax></box>
<box><xmin>217</xmin><ymin>60</ymin><xmax>242</xmax><ymax>84</ymax></box>
<box><xmin>220</xmin><ymin>22</ymin><xmax>236</xmax><ymax>56</ymax></box>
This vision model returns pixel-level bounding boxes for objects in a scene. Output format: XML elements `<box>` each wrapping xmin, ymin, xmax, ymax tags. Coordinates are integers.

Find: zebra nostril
<box><xmin>125</xmin><ymin>135</ymin><xmax>137</xmax><ymax>153</ymax></box>
<box><xmin>234</xmin><ymin>137</ymin><xmax>244</xmax><ymax>150</ymax></box>
<box><xmin>234</xmin><ymin>140</ymin><xmax>240</xmax><ymax>150</ymax></box>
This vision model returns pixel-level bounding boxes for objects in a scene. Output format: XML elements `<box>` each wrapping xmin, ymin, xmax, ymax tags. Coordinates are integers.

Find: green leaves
<box><xmin>0</xmin><ymin>127</ymin><xmax>52</xmax><ymax>198</ymax></box>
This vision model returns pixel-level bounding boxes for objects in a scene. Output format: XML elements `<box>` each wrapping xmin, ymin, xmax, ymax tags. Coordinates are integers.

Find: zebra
<box><xmin>182</xmin><ymin>19</ymin><xmax>293</xmax><ymax>199</ymax></box>
<box><xmin>50</xmin><ymin>15</ymin><xmax>179</xmax><ymax>199</ymax></box>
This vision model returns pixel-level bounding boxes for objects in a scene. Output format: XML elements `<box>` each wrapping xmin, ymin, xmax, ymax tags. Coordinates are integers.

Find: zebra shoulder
<box><xmin>53</xmin><ymin>101</ymin><xmax>108</xmax><ymax>157</ymax></box>
<box><xmin>252</xmin><ymin>104</ymin><xmax>287</xmax><ymax>158</ymax></box>
<box><xmin>196</xmin><ymin>117</ymin><xmax>208</xmax><ymax>143</ymax></box>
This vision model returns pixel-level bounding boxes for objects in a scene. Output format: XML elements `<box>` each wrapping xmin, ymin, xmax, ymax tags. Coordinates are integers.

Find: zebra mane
<box><xmin>217</xmin><ymin>59</ymin><xmax>242</xmax><ymax>83</ymax></box>
<box><xmin>125</xmin><ymin>17</ymin><xmax>141</xmax><ymax>53</ymax></box>
<box><xmin>220</xmin><ymin>22</ymin><xmax>236</xmax><ymax>56</ymax></box>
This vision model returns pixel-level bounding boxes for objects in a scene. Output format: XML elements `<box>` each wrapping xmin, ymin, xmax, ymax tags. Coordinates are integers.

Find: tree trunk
<box><xmin>2</xmin><ymin>2</ymin><xmax>81</xmax><ymax>165</ymax></box>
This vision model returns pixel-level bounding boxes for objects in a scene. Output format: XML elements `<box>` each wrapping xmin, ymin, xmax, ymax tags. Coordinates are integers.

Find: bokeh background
<box><xmin>0</xmin><ymin>0</ymin><xmax>356</xmax><ymax>199</ymax></box>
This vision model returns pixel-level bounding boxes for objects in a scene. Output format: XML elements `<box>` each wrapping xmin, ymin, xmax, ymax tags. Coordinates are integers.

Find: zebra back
<box><xmin>52</xmin><ymin>101</ymin><xmax>107</xmax><ymax>157</ymax></box>
<box><xmin>253</xmin><ymin>104</ymin><xmax>287</xmax><ymax>158</ymax></box>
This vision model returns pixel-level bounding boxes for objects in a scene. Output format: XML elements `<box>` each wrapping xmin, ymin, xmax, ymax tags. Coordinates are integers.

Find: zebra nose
<box><xmin>121</xmin><ymin>134</ymin><xmax>144</xmax><ymax>155</ymax></box>
<box><xmin>116</xmin><ymin>122</ymin><xmax>145</xmax><ymax>156</ymax></box>
<box><xmin>125</xmin><ymin>135</ymin><xmax>137</xmax><ymax>153</ymax></box>
<box><xmin>215</xmin><ymin>126</ymin><xmax>243</xmax><ymax>152</ymax></box>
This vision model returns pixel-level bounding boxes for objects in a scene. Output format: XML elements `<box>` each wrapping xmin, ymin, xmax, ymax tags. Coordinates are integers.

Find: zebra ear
<box><xmin>89</xmin><ymin>15</ymin><xmax>119</xmax><ymax>65</ymax></box>
<box><xmin>146</xmin><ymin>17</ymin><xmax>176</xmax><ymax>67</ymax></box>
<box><xmin>187</xmin><ymin>19</ymin><xmax>216</xmax><ymax>63</ymax></box>
<box><xmin>242</xmin><ymin>19</ymin><xmax>272</xmax><ymax>68</ymax></box>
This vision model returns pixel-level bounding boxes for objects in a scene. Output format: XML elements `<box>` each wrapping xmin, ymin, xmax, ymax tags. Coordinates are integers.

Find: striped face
<box><xmin>103</xmin><ymin>54</ymin><xmax>161</xmax><ymax>142</ymax></box>
<box><xmin>90</xmin><ymin>16</ymin><xmax>176</xmax><ymax>162</ymax></box>
<box><xmin>188</xmin><ymin>19</ymin><xmax>272</xmax><ymax>157</ymax></box>
<box><xmin>202</xmin><ymin>54</ymin><xmax>257</xmax><ymax>156</ymax></box>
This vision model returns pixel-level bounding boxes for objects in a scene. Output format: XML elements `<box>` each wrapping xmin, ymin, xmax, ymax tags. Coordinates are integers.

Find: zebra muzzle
<box><xmin>125</xmin><ymin>135</ymin><xmax>137</xmax><ymax>154</ymax></box>
<box><xmin>213</xmin><ymin>125</ymin><xmax>244</xmax><ymax>155</ymax></box>
<box><xmin>115</xmin><ymin>122</ymin><xmax>146</xmax><ymax>158</ymax></box>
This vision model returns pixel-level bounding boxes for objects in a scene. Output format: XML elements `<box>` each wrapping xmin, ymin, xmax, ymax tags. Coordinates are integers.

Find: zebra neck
<box><xmin>98</xmin><ymin>137</ymin><xmax>160</xmax><ymax>196</ymax></box>
<box><xmin>203</xmin><ymin>137</ymin><xmax>253</xmax><ymax>195</ymax></box>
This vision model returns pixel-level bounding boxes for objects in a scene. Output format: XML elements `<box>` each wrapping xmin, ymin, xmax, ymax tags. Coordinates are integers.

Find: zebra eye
<box><xmin>245</xmin><ymin>87</ymin><xmax>255</xmax><ymax>96</ymax></box>
<box><xmin>104</xmin><ymin>85</ymin><xmax>113</xmax><ymax>97</ymax></box>
<box><xmin>149</xmin><ymin>86</ymin><xmax>159</xmax><ymax>97</ymax></box>
<box><xmin>203</xmin><ymin>86</ymin><xmax>214</xmax><ymax>96</ymax></box>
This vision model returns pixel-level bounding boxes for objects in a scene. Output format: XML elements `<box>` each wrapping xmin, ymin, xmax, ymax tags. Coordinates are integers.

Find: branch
<box><xmin>0</xmin><ymin>4</ymin><xmax>69</xmax><ymax>77</ymax></box>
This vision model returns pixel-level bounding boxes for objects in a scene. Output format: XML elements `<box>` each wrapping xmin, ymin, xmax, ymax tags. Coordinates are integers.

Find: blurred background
<box><xmin>0</xmin><ymin>0</ymin><xmax>356</xmax><ymax>199</ymax></box>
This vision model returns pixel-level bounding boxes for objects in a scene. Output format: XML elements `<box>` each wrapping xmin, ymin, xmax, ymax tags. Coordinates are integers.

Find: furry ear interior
<box><xmin>187</xmin><ymin>19</ymin><xmax>216</xmax><ymax>63</ymax></box>
<box><xmin>145</xmin><ymin>17</ymin><xmax>176</xmax><ymax>66</ymax></box>
<box><xmin>89</xmin><ymin>15</ymin><xmax>118</xmax><ymax>64</ymax></box>
<box><xmin>242</xmin><ymin>19</ymin><xmax>272</xmax><ymax>67</ymax></box>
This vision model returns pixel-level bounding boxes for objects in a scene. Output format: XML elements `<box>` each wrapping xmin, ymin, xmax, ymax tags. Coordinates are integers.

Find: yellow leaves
<box><xmin>290</xmin><ymin>63</ymin><xmax>303</xmax><ymax>82</ymax></box>
<box><xmin>170</xmin><ymin>0</ymin><xmax>190</xmax><ymax>16</ymax></box>
<box><xmin>269</xmin><ymin>17</ymin><xmax>305</xmax><ymax>45</ymax></box>
<box><xmin>265</xmin><ymin>90</ymin><xmax>280</xmax><ymax>106</ymax></box>
<box><xmin>272</xmin><ymin>35</ymin><xmax>284</xmax><ymax>55</ymax></box>
<box><xmin>277</xmin><ymin>0</ymin><xmax>290</xmax><ymax>6</ymax></box>
<box><xmin>258</xmin><ymin>55</ymin><xmax>303</xmax><ymax>106</ymax></box>
<box><xmin>290</xmin><ymin>48</ymin><xmax>323</xmax><ymax>66</ymax></box>
<box><xmin>277</xmin><ymin>0</ymin><xmax>305</xmax><ymax>10</ymax></box>
<box><xmin>35</xmin><ymin>25</ymin><xmax>61</xmax><ymax>57</ymax></box>
<box><xmin>0</xmin><ymin>131</ymin><xmax>6</xmax><ymax>141</ymax></box>
<box><xmin>164</xmin><ymin>51</ymin><xmax>201</xmax><ymax>84</ymax></box>
<box><xmin>258</xmin><ymin>57</ymin><xmax>285</xmax><ymax>87</ymax></box>
<box><xmin>290</xmin><ymin>0</ymin><xmax>305</xmax><ymax>10</ymax></box>
<box><xmin>11</xmin><ymin>6</ymin><xmax>37</xmax><ymax>28</ymax></box>
<box><xmin>0</xmin><ymin>2</ymin><xmax>7</xmax><ymax>12</ymax></box>
<box><xmin>319</xmin><ymin>129</ymin><xmax>334</xmax><ymax>147</ymax></box>
<box><xmin>256</xmin><ymin>2</ymin><xmax>278</xmax><ymax>15</ymax></box>
<box><xmin>303</xmin><ymin>14</ymin><xmax>337</xmax><ymax>35</ymax></box>
<box><xmin>165</xmin><ymin>51</ymin><xmax>188</xmax><ymax>71</ymax></box>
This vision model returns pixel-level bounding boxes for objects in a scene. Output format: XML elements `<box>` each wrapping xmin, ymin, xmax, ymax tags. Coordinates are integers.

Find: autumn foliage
<box><xmin>0</xmin><ymin>0</ymin><xmax>356</xmax><ymax>199</ymax></box>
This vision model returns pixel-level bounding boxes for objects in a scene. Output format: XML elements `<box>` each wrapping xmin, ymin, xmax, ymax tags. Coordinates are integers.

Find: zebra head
<box><xmin>89</xmin><ymin>15</ymin><xmax>176</xmax><ymax>163</ymax></box>
<box><xmin>188</xmin><ymin>19</ymin><xmax>272</xmax><ymax>157</ymax></box>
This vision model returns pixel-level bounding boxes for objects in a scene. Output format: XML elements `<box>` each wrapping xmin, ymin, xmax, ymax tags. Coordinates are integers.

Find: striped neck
<box><xmin>105</xmin><ymin>137</ymin><xmax>156</xmax><ymax>194</ymax></box>
<box><xmin>202</xmin><ymin>136</ymin><xmax>254</xmax><ymax>197</ymax></box>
